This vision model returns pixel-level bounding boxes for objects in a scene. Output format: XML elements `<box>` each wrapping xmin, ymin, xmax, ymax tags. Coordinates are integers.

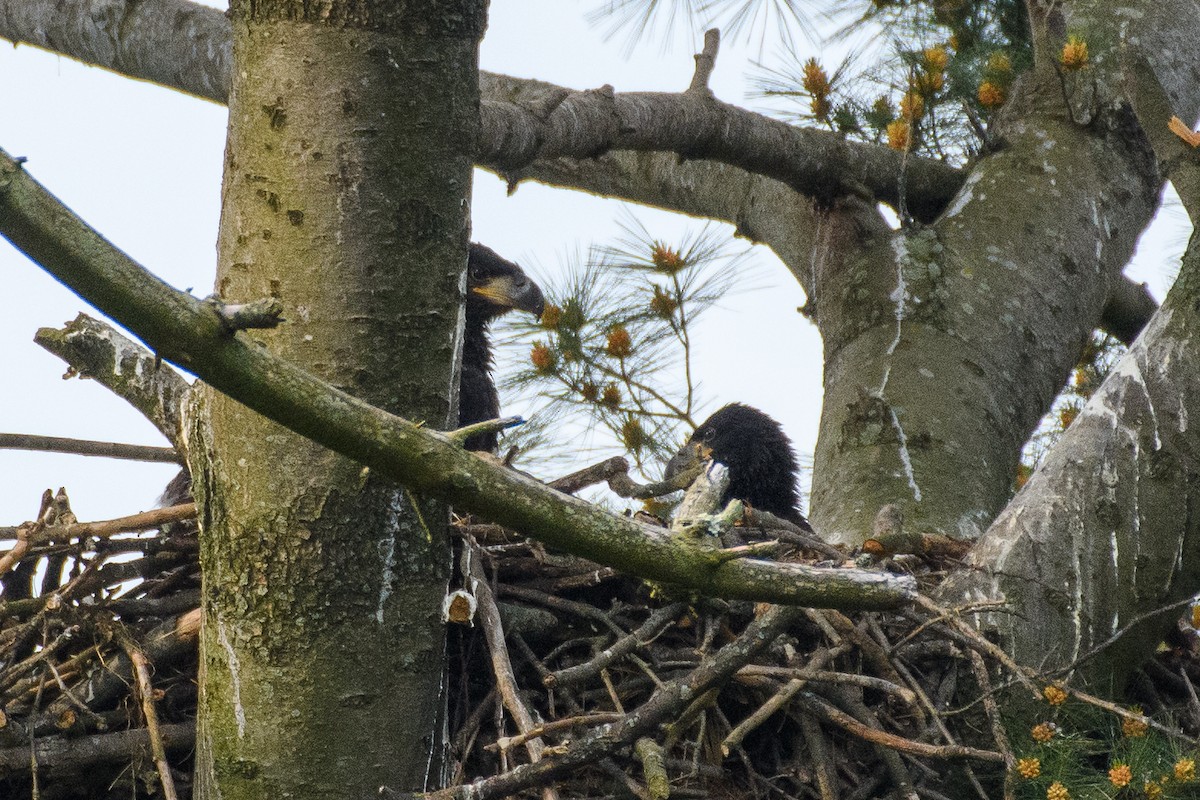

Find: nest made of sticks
<box><xmin>0</xmin><ymin>477</ymin><xmax>1198</xmax><ymax>800</ymax></box>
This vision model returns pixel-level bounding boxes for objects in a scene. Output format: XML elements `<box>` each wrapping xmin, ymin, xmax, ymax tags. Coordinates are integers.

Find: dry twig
<box><xmin>115</xmin><ymin>626</ymin><xmax>180</xmax><ymax>800</ymax></box>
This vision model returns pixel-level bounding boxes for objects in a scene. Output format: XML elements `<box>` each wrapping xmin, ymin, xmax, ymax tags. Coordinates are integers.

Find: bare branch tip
<box><xmin>687</xmin><ymin>29</ymin><xmax>721</xmax><ymax>95</ymax></box>
<box><xmin>703</xmin><ymin>28</ymin><xmax>720</xmax><ymax>54</ymax></box>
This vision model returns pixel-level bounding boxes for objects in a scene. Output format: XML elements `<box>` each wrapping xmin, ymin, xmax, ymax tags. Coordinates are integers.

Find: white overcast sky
<box><xmin>0</xmin><ymin>2</ymin><xmax>1189</xmax><ymax>526</ymax></box>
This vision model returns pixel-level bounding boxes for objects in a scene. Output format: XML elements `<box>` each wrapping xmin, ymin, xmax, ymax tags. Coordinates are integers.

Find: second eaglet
<box><xmin>461</xmin><ymin>243</ymin><xmax>545</xmax><ymax>452</ymax></box>
<box><xmin>665</xmin><ymin>403</ymin><xmax>811</xmax><ymax>531</ymax></box>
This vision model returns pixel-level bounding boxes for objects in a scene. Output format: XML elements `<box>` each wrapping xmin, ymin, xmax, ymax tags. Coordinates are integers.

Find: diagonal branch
<box><xmin>0</xmin><ymin>147</ymin><xmax>914</xmax><ymax>610</ymax></box>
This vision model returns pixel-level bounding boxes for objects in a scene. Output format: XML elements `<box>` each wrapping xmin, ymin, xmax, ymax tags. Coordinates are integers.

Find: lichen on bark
<box><xmin>191</xmin><ymin>1</ymin><xmax>487</xmax><ymax>797</ymax></box>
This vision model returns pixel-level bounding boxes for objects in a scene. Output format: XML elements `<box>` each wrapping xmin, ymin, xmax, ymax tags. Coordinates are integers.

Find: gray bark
<box><xmin>475</xmin><ymin>72</ymin><xmax>960</xmax><ymax>222</ymax></box>
<box><xmin>189</xmin><ymin>1</ymin><xmax>483</xmax><ymax>797</ymax></box>
<box><xmin>939</xmin><ymin>227</ymin><xmax>1200</xmax><ymax>692</ymax></box>
<box><xmin>809</xmin><ymin>0</ymin><xmax>1200</xmax><ymax>546</ymax></box>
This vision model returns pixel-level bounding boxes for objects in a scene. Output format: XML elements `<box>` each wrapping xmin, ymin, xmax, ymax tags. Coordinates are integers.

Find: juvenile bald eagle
<box><xmin>664</xmin><ymin>403</ymin><xmax>810</xmax><ymax>530</ymax></box>
<box><xmin>161</xmin><ymin>243</ymin><xmax>543</xmax><ymax>504</ymax></box>
<box><xmin>461</xmin><ymin>243</ymin><xmax>545</xmax><ymax>451</ymax></box>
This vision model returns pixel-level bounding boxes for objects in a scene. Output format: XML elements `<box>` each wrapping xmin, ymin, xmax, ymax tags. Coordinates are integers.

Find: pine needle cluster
<box><xmin>497</xmin><ymin>220</ymin><xmax>753</xmax><ymax>478</ymax></box>
<box><xmin>752</xmin><ymin>0</ymin><xmax>1033</xmax><ymax>163</ymax></box>
<box><xmin>1010</xmin><ymin>688</ymin><xmax>1200</xmax><ymax>800</ymax></box>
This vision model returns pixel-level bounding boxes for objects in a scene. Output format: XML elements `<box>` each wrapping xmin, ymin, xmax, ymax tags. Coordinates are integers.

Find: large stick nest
<box><xmin>0</xmin><ymin>480</ymin><xmax>1197</xmax><ymax>800</ymax></box>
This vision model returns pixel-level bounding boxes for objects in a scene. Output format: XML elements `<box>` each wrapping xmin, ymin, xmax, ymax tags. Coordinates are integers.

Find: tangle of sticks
<box><xmin>0</xmin><ymin>463</ymin><xmax>1197</xmax><ymax>800</ymax></box>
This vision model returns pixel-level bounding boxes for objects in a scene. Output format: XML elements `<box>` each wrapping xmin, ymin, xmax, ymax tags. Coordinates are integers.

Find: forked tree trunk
<box><xmin>189</xmin><ymin>2</ymin><xmax>485</xmax><ymax>797</ymax></box>
<box><xmin>939</xmin><ymin>224</ymin><xmax>1200</xmax><ymax>692</ymax></box>
<box><xmin>808</xmin><ymin>0</ymin><xmax>1200</xmax><ymax>546</ymax></box>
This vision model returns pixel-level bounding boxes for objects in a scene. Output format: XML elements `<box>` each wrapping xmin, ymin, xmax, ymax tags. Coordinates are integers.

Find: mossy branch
<box><xmin>0</xmin><ymin>147</ymin><xmax>914</xmax><ymax>610</ymax></box>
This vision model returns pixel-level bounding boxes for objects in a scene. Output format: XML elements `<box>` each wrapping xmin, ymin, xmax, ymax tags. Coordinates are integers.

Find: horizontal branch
<box><xmin>0</xmin><ymin>148</ymin><xmax>914</xmax><ymax>610</ymax></box>
<box><xmin>0</xmin><ymin>503</ymin><xmax>196</xmax><ymax>544</ymax></box>
<box><xmin>477</xmin><ymin>74</ymin><xmax>961</xmax><ymax>222</ymax></box>
<box><xmin>0</xmin><ymin>432</ymin><xmax>180</xmax><ymax>463</ymax></box>
<box><xmin>547</xmin><ymin>455</ymin><xmax>700</xmax><ymax>499</ymax></box>
<box><xmin>0</xmin><ymin>721</ymin><xmax>195</xmax><ymax>773</ymax></box>
<box><xmin>0</xmin><ymin>0</ymin><xmax>229</xmax><ymax>103</ymax></box>
<box><xmin>488</xmin><ymin>150</ymin><xmax>827</xmax><ymax>275</ymax></box>
<box><xmin>0</xmin><ymin>0</ymin><xmax>963</xmax><ymax>222</ymax></box>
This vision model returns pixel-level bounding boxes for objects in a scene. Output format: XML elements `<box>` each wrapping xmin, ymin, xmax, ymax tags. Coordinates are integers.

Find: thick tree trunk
<box><xmin>940</xmin><ymin>226</ymin><xmax>1200</xmax><ymax>692</ymax></box>
<box><xmin>811</xmin><ymin>118</ymin><xmax>1155</xmax><ymax>544</ymax></box>
<box><xmin>932</xmin><ymin>2</ymin><xmax>1200</xmax><ymax>689</ymax></box>
<box><xmin>809</xmin><ymin>0</ymin><xmax>1200</xmax><ymax>546</ymax></box>
<box><xmin>190</xmin><ymin>2</ymin><xmax>484</xmax><ymax>797</ymax></box>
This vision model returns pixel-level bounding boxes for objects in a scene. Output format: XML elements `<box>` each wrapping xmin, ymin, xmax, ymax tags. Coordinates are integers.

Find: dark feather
<box><xmin>665</xmin><ymin>403</ymin><xmax>809</xmax><ymax>529</ymax></box>
<box><xmin>461</xmin><ymin>243</ymin><xmax>545</xmax><ymax>451</ymax></box>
